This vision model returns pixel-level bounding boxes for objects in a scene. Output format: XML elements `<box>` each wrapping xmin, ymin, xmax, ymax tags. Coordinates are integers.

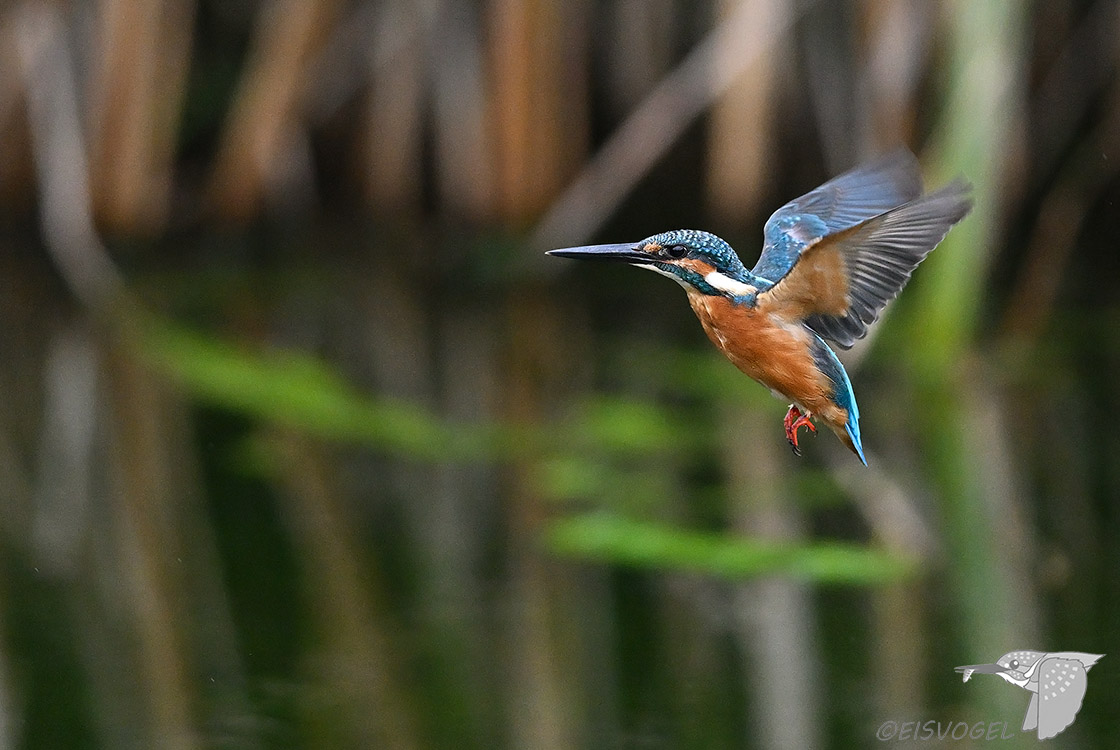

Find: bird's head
<box><xmin>548</xmin><ymin>229</ymin><xmax>760</xmax><ymax>299</ymax></box>
<box><xmin>955</xmin><ymin>650</ymin><xmax>1047</xmax><ymax>688</ymax></box>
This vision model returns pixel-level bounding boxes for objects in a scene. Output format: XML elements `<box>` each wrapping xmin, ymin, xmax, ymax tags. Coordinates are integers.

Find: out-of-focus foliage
<box><xmin>547</xmin><ymin>514</ymin><xmax>914</xmax><ymax>584</ymax></box>
<box><xmin>139</xmin><ymin>318</ymin><xmax>504</xmax><ymax>460</ymax></box>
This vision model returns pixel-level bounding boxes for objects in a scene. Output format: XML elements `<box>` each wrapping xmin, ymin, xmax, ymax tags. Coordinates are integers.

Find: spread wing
<box><xmin>750</xmin><ymin>149</ymin><xmax>923</xmax><ymax>285</ymax></box>
<box><xmin>752</xmin><ymin>166</ymin><xmax>972</xmax><ymax>348</ymax></box>
<box><xmin>1035</xmin><ymin>656</ymin><xmax>1091</xmax><ymax>740</ymax></box>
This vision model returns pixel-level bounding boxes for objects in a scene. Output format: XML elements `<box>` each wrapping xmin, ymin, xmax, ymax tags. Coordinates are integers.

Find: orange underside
<box><xmin>687</xmin><ymin>291</ymin><xmax>854</xmax><ymax>448</ymax></box>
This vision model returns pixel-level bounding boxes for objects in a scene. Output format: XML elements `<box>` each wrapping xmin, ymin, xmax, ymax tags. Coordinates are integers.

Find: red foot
<box><xmin>783</xmin><ymin>405</ymin><xmax>816</xmax><ymax>456</ymax></box>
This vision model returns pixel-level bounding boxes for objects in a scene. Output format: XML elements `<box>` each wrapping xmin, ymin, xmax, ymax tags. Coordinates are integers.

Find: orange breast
<box><xmin>686</xmin><ymin>292</ymin><xmax>841</xmax><ymax>420</ymax></box>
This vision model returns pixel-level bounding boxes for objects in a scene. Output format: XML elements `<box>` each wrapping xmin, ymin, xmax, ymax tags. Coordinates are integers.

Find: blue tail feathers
<box><xmin>809</xmin><ymin>333</ymin><xmax>867</xmax><ymax>465</ymax></box>
<box><xmin>845</xmin><ymin>419</ymin><xmax>867</xmax><ymax>466</ymax></box>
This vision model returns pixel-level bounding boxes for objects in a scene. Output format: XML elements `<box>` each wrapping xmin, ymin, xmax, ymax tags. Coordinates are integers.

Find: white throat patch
<box><xmin>637</xmin><ymin>263</ymin><xmax>692</xmax><ymax>289</ymax></box>
<box><xmin>704</xmin><ymin>271</ymin><xmax>757</xmax><ymax>297</ymax></box>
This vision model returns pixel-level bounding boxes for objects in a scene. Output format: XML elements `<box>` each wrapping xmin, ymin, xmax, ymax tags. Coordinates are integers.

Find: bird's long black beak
<box><xmin>954</xmin><ymin>663</ymin><xmax>1008</xmax><ymax>682</ymax></box>
<box><xmin>547</xmin><ymin>243</ymin><xmax>648</xmax><ymax>263</ymax></box>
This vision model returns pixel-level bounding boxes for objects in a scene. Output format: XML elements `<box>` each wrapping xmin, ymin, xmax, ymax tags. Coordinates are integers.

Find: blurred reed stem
<box><xmin>904</xmin><ymin>0</ymin><xmax>1035</xmax><ymax>722</ymax></box>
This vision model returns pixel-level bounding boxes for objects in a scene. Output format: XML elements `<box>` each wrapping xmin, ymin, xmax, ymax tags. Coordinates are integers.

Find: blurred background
<box><xmin>1</xmin><ymin>0</ymin><xmax>1118</xmax><ymax>747</ymax></box>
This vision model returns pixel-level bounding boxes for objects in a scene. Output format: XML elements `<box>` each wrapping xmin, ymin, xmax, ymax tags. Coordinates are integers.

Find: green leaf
<box><xmin>134</xmin><ymin>318</ymin><xmax>507</xmax><ymax>460</ymax></box>
<box><xmin>546</xmin><ymin>514</ymin><xmax>915</xmax><ymax>585</ymax></box>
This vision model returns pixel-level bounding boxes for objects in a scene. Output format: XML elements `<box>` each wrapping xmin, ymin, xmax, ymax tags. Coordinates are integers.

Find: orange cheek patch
<box><xmin>642</xmin><ymin>242</ymin><xmax>662</xmax><ymax>254</ymax></box>
<box><xmin>677</xmin><ymin>258</ymin><xmax>715</xmax><ymax>276</ymax></box>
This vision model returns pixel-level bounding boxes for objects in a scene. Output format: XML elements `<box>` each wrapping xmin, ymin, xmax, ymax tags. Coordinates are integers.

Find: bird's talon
<box><xmin>797</xmin><ymin>417</ymin><xmax>817</xmax><ymax>435</ymax></box>
<box><xmin>783</xmin><ymin>405</ymin><xmax>815</xmax><ymax>456</ymax></box>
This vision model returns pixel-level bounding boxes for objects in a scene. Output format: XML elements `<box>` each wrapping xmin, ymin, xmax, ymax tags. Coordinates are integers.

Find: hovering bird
<box><xmin>548</xmin><ymin>150</ymin><xmax>972</xmax><ymax>464</ymax></box>
<box><xmin>956</xmin><ymin>650</ymin><xmax>1103</xmax><ymax>740</ymax></box>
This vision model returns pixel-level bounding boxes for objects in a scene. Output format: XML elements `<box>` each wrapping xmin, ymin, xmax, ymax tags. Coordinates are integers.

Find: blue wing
<box><xmin>751</xmin><ymin>152</ymin><xmax>972</xmax><ymax>349</ymax></box>
<box><xmin>751</xmin><ymin>150</ymin><xmax>923</xmax><ymax>285</ymax></box>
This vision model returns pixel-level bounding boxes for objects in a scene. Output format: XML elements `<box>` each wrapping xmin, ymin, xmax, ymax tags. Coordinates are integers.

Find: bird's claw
<box><xmin>783</xmin><ymin>405</ymin><xmax>816</xmax><ymax>456</ymax></box>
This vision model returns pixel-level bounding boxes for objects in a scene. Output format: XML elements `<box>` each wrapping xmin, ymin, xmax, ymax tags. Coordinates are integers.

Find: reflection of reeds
<box><xmin>2</xmin><ymin>1</ymin><xmax>1119</xmax><ymax>748</ymax></box>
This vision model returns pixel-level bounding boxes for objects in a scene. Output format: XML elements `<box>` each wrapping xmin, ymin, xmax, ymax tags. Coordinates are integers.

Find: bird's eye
<box><xmin>666</xmin><ymin>244</ymin><xmax>688</xmax><ymax>259</ymax></box>
<box><xmin>1010</xmin><ymin>660</ymin><xmax>1018</xmax><ymax>669</ymax></box>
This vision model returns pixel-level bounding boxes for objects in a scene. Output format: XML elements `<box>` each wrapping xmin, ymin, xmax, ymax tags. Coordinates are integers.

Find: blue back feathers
<box><xmin>752</xmin><ymin>213</ymin><xmax>829</xmax><ymax>284</ymax></box>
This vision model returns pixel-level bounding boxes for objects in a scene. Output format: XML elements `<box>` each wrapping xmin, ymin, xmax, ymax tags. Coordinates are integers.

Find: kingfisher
<box><xmin>548</xmin><ymin>150</ymin><xmax>971</xmax><ymax>464</ymax></box>
<box><xmin>956</xmin><ymin>650</ymin><xmax>1104</xmax><ymax>740</ymax></box>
